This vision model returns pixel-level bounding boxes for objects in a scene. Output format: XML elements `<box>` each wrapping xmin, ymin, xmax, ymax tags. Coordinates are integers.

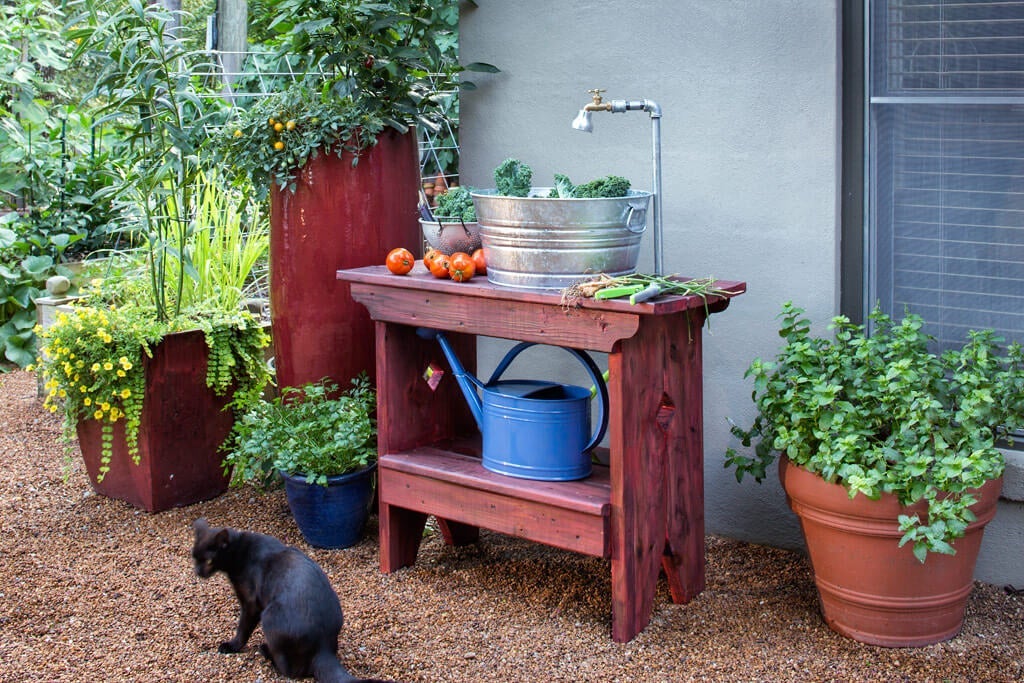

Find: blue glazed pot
<box><xmin>281</xmin><ymin>463</ymin><xmax>377</xmax><ymax>549</ymax></box>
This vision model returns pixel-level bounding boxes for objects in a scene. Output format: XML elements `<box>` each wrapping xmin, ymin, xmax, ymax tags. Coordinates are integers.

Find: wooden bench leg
<box><xmin>379</xmin><ymin>502</ymin><xmax>428</xmax><ymax>573</ymax></box>
<box><xmin>438</xmin><ymin>519</ymin><xmax>480</xmax><ymax>546</ymax></box>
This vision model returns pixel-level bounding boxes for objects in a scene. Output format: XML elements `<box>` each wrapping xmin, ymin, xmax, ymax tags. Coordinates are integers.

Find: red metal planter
<box><xmin>76</xmin><ymin>330</ymin><xmax>233</xmax><ymax>512</ymax></box>
<box><xmin>779</xmin><ymin>456</ymin><xmax>1002</xmax><ymax>647</ymax></box>
<box><xmin>269</xmin><ymin>129</ymin><xmax>420</xmax><ymax>391</ymax></box>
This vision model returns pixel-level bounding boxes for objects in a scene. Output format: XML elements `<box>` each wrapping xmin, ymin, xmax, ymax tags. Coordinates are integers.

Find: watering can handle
<box><xmin>487</xmin><ymin>342</ymin><xmax>610</xmax><ymax>454</ymax></box>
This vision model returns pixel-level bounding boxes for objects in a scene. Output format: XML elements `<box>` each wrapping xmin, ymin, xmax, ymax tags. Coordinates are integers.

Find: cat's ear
<box><xmin>192</xmin><ymin>518</ymin><xmax>209</xmax><ymax>534</ymax></box>
<box><xmin>214</xmin><ymin>528</ymin><xmax>230</xmax><ymax>549</ymax></box>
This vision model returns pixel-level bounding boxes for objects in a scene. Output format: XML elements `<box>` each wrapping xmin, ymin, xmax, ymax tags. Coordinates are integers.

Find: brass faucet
<box><xmin>584</xmin><ymin>89</ymin><xmax>612</xmax><ymax>112</ymax></box>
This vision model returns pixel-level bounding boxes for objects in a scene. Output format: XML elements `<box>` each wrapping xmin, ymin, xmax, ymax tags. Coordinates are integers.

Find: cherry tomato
<box><xmin>471</xmin><ymin>248</ymin><xmax>487</xmax><ymax>275</ymax></box>
<box><xmin>385</xmin><ymin>247</ymin><xmax>415</xmax><ymax>275</ymax></box>
<box><xmin>448</xmin><ymin>252</ymin><xmax>476</xmax><ymax>282</ymax></box>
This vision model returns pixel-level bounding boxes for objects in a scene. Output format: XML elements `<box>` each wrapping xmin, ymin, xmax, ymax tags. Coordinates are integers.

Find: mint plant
<box><xmin>725</xmin><ymin>302</ymin><xmax>1024</xmax><ymax>561</ymax></box>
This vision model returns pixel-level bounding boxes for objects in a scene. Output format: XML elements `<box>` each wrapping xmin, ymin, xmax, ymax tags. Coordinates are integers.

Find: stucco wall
<box><xmin>456</xmin><ymin>1</ymin><xmax>1021</xmax><ymax>587</ymax></box>
<box><xmin>458</xmin><ymin>0</ymin><xmax>841</xmax><ymax>555</ymax></box>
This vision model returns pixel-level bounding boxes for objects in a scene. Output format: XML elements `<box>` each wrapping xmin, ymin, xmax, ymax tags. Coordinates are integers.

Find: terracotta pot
<box><xmin>76</xmin><ymin>329</ymin><xmax>233</xmax><ymax>512</ymax></box>
<box><xmin>269</xmin><ymin>128</ymin><xmax>420</xmax><ymax>391</ymax></box>
<box><xmin>778</xmin><ymin>456</ymin><xmax>1002</xmax><ymax>647</ymax></box>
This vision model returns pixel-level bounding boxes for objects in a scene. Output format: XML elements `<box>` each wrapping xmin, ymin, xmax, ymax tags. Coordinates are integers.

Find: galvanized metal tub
<box><xmin>471</xmin><ymin>189</ymin><xmax>652</xmax><ymax>290</ymax></box>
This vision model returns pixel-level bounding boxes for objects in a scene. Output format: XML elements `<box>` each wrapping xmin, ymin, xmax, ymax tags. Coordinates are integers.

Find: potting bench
<box><xmin>337</xmin><ymin>265</ymin><xmax>745</xmax><ymax>642</ymax></box>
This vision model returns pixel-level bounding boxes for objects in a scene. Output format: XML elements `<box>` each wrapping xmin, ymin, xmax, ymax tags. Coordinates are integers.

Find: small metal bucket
<box><xmin>471</xmin><ymin>189</ymin><xmax>652</xmax><ymax>290</ymax></box>
<box><xmin>419</xmin><ymin>329</ymin><xmax>609</xmax><ymax>481</ymax></box>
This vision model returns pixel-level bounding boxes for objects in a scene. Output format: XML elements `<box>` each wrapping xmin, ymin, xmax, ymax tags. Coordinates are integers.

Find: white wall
<box><xmin>459</xmin><ymin>0</ymin><xmax>843</xmax><ymax>554</ymax></box>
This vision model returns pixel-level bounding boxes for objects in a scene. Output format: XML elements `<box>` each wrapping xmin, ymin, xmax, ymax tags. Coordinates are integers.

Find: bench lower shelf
<box><xmin>379</xmin><ymin>448</ymin><xmax>612</xmax><ymax>562</ymax></box>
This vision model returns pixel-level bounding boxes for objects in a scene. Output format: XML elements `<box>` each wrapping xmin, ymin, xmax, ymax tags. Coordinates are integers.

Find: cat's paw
<box><xmin>218</xmin><ymin>641</ymin><xmax>241</xmax><ymax>654</ymax></box>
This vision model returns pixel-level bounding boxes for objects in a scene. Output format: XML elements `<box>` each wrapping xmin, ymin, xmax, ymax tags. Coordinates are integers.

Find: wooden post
<box><xmin>216</xmin><ymin>0</ymin><xmax>248</xmax><ymax>91</ymax></box>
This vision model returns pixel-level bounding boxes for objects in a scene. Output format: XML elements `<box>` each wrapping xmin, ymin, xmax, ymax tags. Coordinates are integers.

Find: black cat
<box><xmin>191</xmin><ymin>518</ymin><xmax>391</xmax><ymax>683</ymax></box>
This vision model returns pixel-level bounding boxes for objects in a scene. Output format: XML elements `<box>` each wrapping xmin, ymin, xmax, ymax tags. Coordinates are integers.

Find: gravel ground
<box><xmin>1</xmin><ymin>369</ymin><xmax>1022</xmax><ymax>682</ymax></box>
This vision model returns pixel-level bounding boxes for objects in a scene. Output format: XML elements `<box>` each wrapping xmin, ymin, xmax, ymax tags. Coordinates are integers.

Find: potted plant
<box><xmin>34</xmin><ymin>2</ymin><xmax>272</xmax><ymax>512</ymax></box>
<box><xmin>724</xmin><ymin>302</ymin><xmax>1024</xmax><ymax>647</ymax></box>
<box><xmin>215</xmin><ymin>0</ymin><xmax>497</xmax><ymax>392</ymax></box>
<box><xmin>222</xmin><ymin>375</ymin><xmax>378</xmax><ymax>549</ymax></box>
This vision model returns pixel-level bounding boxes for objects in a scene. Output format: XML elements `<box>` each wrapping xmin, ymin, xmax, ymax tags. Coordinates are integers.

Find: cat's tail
<box><xmin>312</xmin><ymin>651</ymin><xmax>396</xmax><ymax>683</ymax></box>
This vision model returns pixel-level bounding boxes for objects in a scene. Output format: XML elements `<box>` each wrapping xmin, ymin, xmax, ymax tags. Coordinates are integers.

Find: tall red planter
<box><xmin>269</xmin><ymin>129</ymin><xmax>420</xmax><ymax>391</ymax></box>
<box><xmin>76</xmin><ymin>330</ymin><xmax>233</xmax><ymax>512</ymax></box>
<box><xmin>779</xmin><ymin>456</ymin><xmax>1002</xmax><ymax>647</ymax></box>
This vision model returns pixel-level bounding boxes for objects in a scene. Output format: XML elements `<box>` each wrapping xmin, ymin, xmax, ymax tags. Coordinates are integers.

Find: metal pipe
<box><xmin>572</xmin><ymin>92</ymin><xmax>665</xmax><ymax>275</ymax></box>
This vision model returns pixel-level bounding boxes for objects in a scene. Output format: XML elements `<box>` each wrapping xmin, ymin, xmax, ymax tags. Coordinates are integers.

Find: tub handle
<box><xmin>625</xmin><ymin>205</ymin><xmax>648</xmax><ymax>234</ymax></box>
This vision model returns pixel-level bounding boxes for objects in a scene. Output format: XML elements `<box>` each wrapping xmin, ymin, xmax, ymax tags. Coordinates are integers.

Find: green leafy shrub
<box><xmin>725</xmin><ymin>302</ymin><xmax>1024</xmax><ymax>561</ymax></box>
<box><xmin>223</xmin><ymin>375</ymin><xmax>377</xmax><ymax>488</ymax></box>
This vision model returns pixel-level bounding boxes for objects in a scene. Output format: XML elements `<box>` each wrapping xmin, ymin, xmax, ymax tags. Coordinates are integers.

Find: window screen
<box><xmin>869</xmin><ymin>0</ymin><xmax>1024</xmax><ymax>351</ymax></box>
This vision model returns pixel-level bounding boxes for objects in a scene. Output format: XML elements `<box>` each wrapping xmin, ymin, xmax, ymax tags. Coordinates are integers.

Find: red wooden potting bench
<box><xmin>337</xmin><ymin>265</ymin><xmax>745</xmax><ymax>642</ymax></box>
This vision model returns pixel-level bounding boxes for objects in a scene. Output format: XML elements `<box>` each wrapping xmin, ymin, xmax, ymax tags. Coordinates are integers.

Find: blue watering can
<box><xmin>417</xmin><ymin>328</ymin><xmax>609</xmax><ymax>481</ymax></box>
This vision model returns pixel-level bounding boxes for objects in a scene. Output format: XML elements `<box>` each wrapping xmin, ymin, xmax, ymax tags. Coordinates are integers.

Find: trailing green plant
<box><xmin>222</xmin><ymin>374</ymin><xmax>377</xmax><ymax>488</ymax></box>
<box><xmin>35</xmin><ymin>281</ymin><xmax>271</xmax><ymax>480</ymax></box>
<box><xmin>724</xmin><ymin>302</ymin><xmax>1024</xmax><ymax>562</ymax></box>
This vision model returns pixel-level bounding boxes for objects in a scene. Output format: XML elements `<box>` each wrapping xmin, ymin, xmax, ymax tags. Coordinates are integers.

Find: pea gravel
<box><xmin>1</xmin><ymin>369</ymin><xmax>1022</xmax><ymax>683</ymax></box>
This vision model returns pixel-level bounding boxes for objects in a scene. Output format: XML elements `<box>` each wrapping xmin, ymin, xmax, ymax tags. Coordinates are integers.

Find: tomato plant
<box><xmin>385</xmin><ymin>247</ymin><xmax>415</xmax><ymax>275</ymax></box>
<box><xmin>448</xmin><ymin>252</ymin><xmax>476</xmax><ymax>282</ymax></box>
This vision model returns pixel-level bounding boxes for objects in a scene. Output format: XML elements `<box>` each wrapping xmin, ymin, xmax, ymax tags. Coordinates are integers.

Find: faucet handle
<box><xmin>587</xmin><ymin>88</ymin><xmax>606</xmax><ymax>105</ymax></box>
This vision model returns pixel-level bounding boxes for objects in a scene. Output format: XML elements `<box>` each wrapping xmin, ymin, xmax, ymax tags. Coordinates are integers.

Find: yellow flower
<box><xmin>80</xmin><ymin>386</ymin><xmax>87</xmax><ymax>393</ymax></box>
<box><xmin>103</xmin><ymin>362</ymin><xmax>114</xmax><ymax>371</ymax></box>
<box><xmin>233</xmin><ymin>129</ymin><xmax>243</xmax><ymax>138</ymax></box>
<box><xmin>116</xmin><ymin>369</ymin><xmax>125</xmax><ymax>378</ymax></box>
<box><xmin>84</xmin><ymin>398</ymin><xmax>92</xmax><ymax>406</ymax></box>
<box><xmin>93</xmin><ymin>409</ymin><xmax>103</xmax><ymax>420</ymax></box>
<box><xmin>91</xmin><ymin>363</ymin><xmax>100</xmax><ymax>372</ymax></box>
<box><xmin>100</xmin><ymin>402</ymin><xmax>110</xmax><ymax>411</ymax></box>
<box><xmin>120</xmin><ymin>389</ymin><xmax>131</xmax><ymax>399</ymax></box>
<box><xmin>58</xmin><ymin>389</ymin><xmax>66</xmax><ymax>398</ymax></box>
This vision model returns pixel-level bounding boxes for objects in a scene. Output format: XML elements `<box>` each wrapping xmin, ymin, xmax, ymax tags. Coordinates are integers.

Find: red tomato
<box><xmin>448</xmin><ymin>252</ymin><xmax>476</xmax><ymax>282</ymax></box>
<box><xmin>427</xmin><ymin>251</ymin><xmax>451</xmax><ymax>278</ymax></box>
<box><xmin>385</xmin><ymin>247</ymin><xmax>415</xmax><ymax>275</ymax></box>
<box><xmin>471</xmin><ymin>248</ymin><xmax>487</xmax><ymax>275</ymax></box>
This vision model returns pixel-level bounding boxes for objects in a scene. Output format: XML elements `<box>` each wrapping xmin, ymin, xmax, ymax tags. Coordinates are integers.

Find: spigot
<box><xmin>570</xmin><ymin>88</ymin><xmax>666</xmax><ymax>275</ymax></box>
<box><xmin>584</xmin><ymin>88</ymin><xmax>612</xmax><ymax>112</ymax></box>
